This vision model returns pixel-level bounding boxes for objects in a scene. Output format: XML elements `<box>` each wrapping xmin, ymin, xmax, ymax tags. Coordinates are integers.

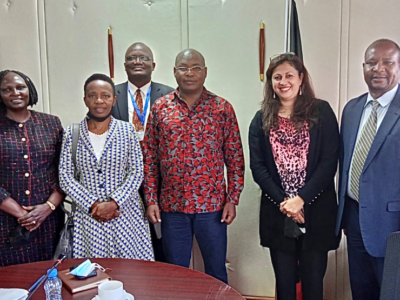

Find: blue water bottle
<box><xmin>44</xmin><ymin>269</ymin><xmax>63</xmax><ymax>300</ymax></box>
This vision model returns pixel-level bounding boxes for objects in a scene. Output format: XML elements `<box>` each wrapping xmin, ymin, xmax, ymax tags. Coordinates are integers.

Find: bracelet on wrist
<box><xmin>46</xmin><ymin>201</ymin><xmax>56</xmax><ymax>211</ymax></box>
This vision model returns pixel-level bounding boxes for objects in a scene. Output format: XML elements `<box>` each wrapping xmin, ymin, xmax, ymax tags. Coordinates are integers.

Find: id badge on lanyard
<box><xmin>128</xmin><ymin>86</ymin><xmax>152</xmax><ymax>141</ymax></box>
<box><xmin>128</xmin><ymin>86</ymin><xmax>152</xmax><ymax>127</ymax></box>
<box><xmin>136</xmin><ymin>131</ymin><xmax>145</xmax><ymax>141</ymax></box>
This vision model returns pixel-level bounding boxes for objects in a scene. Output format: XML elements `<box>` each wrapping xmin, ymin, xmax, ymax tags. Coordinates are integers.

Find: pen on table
<box><xmin>28</xmin><ymin>275</ymin><xmax>45</xmax><ymax>292</ymax></box>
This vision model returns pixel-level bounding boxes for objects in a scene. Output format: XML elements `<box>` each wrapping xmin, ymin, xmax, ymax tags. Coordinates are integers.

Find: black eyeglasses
<box><xmin>270</xmin><ymin>52</ymin><xmax>296</xmax><ymax>61</ymax></box>
<box><xmin>175</xmin><ymin>66</ymin><xmax>206</xmax><ymax>73</ymax></box>
<box><xmin>126</xmin><ymin>56</ymin><xmax>152</xmax><ymax>62</ymax></box>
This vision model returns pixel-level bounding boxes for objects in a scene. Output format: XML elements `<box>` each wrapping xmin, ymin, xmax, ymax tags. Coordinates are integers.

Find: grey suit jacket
<box><xmin>112</xmin><ymin>81</ymin><xmax>175</xmax><ymax>122</ymax></box>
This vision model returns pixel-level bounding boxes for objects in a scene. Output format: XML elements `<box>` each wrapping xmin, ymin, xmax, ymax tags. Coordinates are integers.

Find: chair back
<box><xmin>380</xmin><ymin>231</ymin><xmax>400</xmax><ymax>300</ymax></box>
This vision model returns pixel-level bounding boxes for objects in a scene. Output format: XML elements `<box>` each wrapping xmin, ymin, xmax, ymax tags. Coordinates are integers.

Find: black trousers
<box><xmin>139</xmin><ymin>186</ymin><xmax>166</xmax><ymax>262</ymax></box>
<box><xmin>270</xmin><ymin>239</ymin><xmax>328</xmax><ymax>300</ymax></box>
<box><xmin>149</xmin><ymin>223</ymin><xmax>166</xmax><ymax>262</ymax></box>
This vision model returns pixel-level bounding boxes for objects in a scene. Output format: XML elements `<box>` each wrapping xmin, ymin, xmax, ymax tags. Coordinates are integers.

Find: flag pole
<box><xmin>108</xmin><ymin>28</ymin><xmax>114</xmax><ymax>82</ymax></box>
<box><xmin>259</xmin><ymin>22</ymin><xmax>265</xmax><ymax>81</ymax></box>
<box><xmin>284</xmin><ymin>0</ymin><xmax>291</xmax><ymax>52</ymax></box>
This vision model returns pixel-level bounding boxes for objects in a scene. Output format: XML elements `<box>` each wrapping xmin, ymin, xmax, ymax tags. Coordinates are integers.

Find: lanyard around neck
<box><xmin>128</xmin><ymin>85</ymin><xmax>152</xmax><ymax>126</ymax></box>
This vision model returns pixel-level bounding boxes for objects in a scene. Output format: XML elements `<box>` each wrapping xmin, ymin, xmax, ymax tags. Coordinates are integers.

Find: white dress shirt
<box><xmin>127</xmin><ymin>80</ymin><xmax>152</xmax><ymax>141</ymax></box>
<box><xmin>347</xmin><ymin>84</ymin><xmax>398</xmax><ymax>199</ymax></box>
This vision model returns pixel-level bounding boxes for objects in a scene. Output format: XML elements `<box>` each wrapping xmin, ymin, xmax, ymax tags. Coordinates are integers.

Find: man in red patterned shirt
<box><xmin>143</xmin><ymin>49</ymin><xmax>244</xmax><ymax>283</ymax></box>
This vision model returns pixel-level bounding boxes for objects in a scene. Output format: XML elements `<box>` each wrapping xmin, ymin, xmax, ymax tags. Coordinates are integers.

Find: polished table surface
<box><xmin>0</xmin><ymin>258</ymin><xmax>245</xmax><ymax>300</ymax></box>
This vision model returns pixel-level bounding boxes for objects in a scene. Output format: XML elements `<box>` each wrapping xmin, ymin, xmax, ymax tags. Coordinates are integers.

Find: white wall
<box><xmin>2</xmin><ymin>0</ymin><xmax>400</xmax><ymax>299</ymax></box>
<box><xmin>0</xmin><ymin>0</ymin><xmax>44</xmax><ymax>112</ymax></box>
<box><xmin>44</xmin><ymin>0</ymin><xmax>182</xmax><ymax>125</ymax></box>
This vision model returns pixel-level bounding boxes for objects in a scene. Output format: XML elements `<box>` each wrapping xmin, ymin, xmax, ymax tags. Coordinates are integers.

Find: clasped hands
<box><xmin>280</xmin><ymin>196</ymin><xmax>305</xmax><ymax>224</ymax></box>
<box><xmin>91</xmin><ymin>200</ymin><xmax>120</xmax><ymax>222</ymax></box>
<box><xmin>18</xmin><ymin>203</ymin><xmax>53</xmax><ymax>231</ymax></box>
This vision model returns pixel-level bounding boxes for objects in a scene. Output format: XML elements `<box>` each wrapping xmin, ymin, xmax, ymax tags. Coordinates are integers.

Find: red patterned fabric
<box><xmin>143</xmin><ymin>89</ymin><xmax>244</xmax><ymax>213</ymax></box>
<box><xmin>132</xmin><ymin>89</ymin><xmax>144</xmax><ymax>132</ymax></box>
<box><xmin>0</xmin><ymin>110</ymin><xmax>64</xmax><ymax>267</ymax></box>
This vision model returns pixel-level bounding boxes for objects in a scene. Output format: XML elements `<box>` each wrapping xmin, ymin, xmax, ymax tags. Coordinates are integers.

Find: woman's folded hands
<box><xmin>280</xmin><ymin>196</ymin><xmax>305</xmax><ymax>224</ymax></box>
<box><xmin>91</xmin><ymin>200</ymin><xmax>120</xmax><ymax>222</ymax></box>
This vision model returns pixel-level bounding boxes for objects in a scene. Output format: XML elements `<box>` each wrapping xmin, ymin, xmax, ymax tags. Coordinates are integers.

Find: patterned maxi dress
<box><xmin>59</xmin><ymin>117</ymin><xmax>154</xmax><ymax>260</ymax></box>
<box><xmin>0</xmin><ymin>111</ymin><xmax>64</xmax><ymax>267</ymax></box>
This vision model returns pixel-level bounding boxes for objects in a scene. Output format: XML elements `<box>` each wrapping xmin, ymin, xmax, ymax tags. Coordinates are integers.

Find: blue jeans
<box><xmin>161</xmin><ymin>210</ymin><xmax>228</xmax><ymax>283</ymax></box>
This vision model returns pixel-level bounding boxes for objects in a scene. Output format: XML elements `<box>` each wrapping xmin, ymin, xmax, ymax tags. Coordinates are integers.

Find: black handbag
<box><xmin>9</xmin><ymin>225</ymin><xmax>35</xmax><ymax>247</ymax></box>
<box><xmin>53</xmin><ymin>123</ymin><xmax>80</xmax><ymax>259</ymax></box>
<box><xmin>283</xmin><ymin>217</ymin><xmax>304</xmax><ymax>238</ymax></box>
<box><xmin>53</xmin><ymin>199</ymin><xmax>75</xmax><ymax>259</ymax></box>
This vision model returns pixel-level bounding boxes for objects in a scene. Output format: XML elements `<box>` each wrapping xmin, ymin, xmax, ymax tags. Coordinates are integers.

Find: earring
<box><xmin>299</xmin><ymin>86</ymin><xmax>302</xmax><ymax>96</ymax></box>
<box><xmin>273</xmin><ymin>92</ymin><xmax>276</xmax><ymax>99</ymax></box>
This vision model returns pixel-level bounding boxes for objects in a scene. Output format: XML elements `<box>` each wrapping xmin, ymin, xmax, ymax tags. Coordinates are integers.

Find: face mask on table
<box><xmin>70</xmin><ymin>259</ymin><xmax>106</xmax><ymax>277</ymax></box>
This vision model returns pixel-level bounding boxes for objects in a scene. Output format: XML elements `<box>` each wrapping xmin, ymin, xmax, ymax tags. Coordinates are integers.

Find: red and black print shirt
<box><xmin>143</xmin><ymin>88</ymin><xmax>245</xmax><ymax>213</ymax></box>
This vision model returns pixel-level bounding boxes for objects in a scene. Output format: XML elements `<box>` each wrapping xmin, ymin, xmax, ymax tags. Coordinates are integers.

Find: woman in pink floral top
<box><xmin>249</xmin><ymin>53</ymin><xmax>341</xmax><ymax>300</ymax></box>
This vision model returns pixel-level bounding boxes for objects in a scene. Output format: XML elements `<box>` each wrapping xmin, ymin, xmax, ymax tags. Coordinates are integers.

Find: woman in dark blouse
<box><xmin>0</xmin><ymin>70</ymin><xmax>64</xmax><ymax>267</ymax></box>
<box><xmin>249</xmin><ymin>54</ymin><xmax>341</xmax><ymax>300</ymax></box>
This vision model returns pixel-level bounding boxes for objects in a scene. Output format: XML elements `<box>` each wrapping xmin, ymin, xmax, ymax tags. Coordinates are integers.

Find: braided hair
<box><xmin>0</xmin><ymin>70</ymin><xmax>39</xmax><ymax>110</ymax></box>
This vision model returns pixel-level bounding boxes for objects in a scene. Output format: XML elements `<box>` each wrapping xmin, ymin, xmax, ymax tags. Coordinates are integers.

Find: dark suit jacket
<box><xmin>249</xmin><ymin>100</ymin><xmax>341</xmax><ymax>252</ymax></box>
<box><xmin>112</xmin><ymin>81</ymin><xmax>175</xmax><ymax>122</ymax></box>
<box><xmin>336</xmin><ymin>85</ymin><xmax>400</xmax><ymax>257</ymax></box>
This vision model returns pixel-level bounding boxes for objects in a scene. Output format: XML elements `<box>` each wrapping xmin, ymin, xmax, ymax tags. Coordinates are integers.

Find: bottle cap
<box><xmin>47</xmin><ymin>269</ymin><xmax>58</xmax><ymax>278</ymax></box>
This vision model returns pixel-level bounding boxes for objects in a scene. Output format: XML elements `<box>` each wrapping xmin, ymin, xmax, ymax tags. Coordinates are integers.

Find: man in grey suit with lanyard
<box><xmin>112</xmin><ymin>42</ymin><xmax>174</xmax><ymax>261</ymax></box>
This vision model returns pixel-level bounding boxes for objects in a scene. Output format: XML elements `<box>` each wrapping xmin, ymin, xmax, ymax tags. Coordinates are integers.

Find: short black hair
<box><xmin>0</xmin><ymin>70</ymin><xmax>38</xmax><ymax>110</ymax></box>
<box><xmin>84</xmin><ymin>73</ymin><xmax>115</xmax><ymax>96</ymax></box>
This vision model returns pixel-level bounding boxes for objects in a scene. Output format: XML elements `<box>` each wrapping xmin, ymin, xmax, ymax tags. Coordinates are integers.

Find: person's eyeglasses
<box><xmin>126</xmin><ymin>56</ymin><xmax>152</xmax><ymax>62</ymax></box>
<box><xmin>270</xmin><ymin>52</ymin><xmax>296</xmax><ymax>61</ymax></box>
<box><xmin>175</xmin><ymin>66</ymin><xmax>206</xmax><ymax>73</ymax></box>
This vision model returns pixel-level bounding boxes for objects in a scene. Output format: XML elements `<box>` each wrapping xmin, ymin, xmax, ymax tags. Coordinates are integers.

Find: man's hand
<box><xmin>146</xmin><ymin>205</ymin><xmax>161</xmax><ymax>224</ymax></box>
<box><xmin>221</xmin><ymin>203</ymin><xmax>236</xmax><ymax>225</ymax></box>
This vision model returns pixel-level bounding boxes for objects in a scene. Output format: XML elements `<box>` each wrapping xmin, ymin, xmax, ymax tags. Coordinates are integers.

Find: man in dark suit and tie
<box><xmin>112</xmin><ymin>42</ymin><xmax>174</xmax><ymax>132</ymax></box>
<box><xmin>112</xmin><ymin>42</ymin><xmax>174</xmax><ymax>262</ymax></box>
<box><xmin>336</xmin><ymin>39</ymin><xmax>400</xmax><ymax>300</ymax></box>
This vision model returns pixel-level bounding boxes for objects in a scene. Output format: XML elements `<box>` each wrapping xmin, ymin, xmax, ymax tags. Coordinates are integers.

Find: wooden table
<box><xmin>0</xmin><ymin>258</ymin><xmax>245</xmax><ymax>299</ymax></box>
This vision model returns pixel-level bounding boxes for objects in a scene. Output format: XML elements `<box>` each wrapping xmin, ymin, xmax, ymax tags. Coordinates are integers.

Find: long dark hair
<box><xmin>0</xmin><ymin>70</ymin><xmax>38</xmax><ymax>111</ymax></box>
<box><xmin>261</xmin><ymin>53</ymin><xmax>317</xmax><ymax>133</ymax></box>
